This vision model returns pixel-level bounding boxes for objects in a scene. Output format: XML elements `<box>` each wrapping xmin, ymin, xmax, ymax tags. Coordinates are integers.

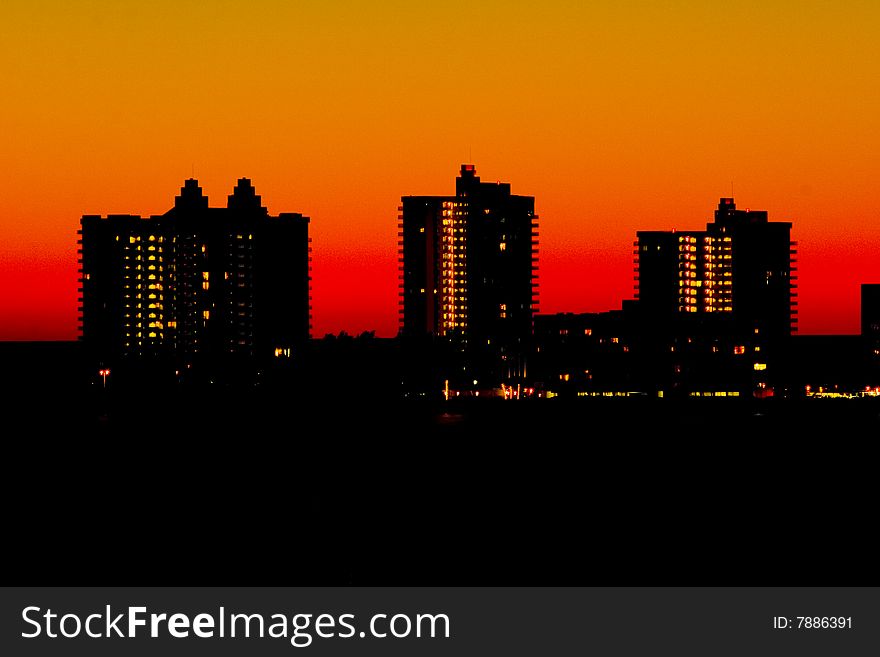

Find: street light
<box><xmin>98</xmin><ymin>368</ymin><xmax>110</xmax><ymax>388</ymax></box>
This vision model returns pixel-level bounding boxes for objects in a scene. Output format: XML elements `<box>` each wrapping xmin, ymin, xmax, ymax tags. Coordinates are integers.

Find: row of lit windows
<box><xmin>123</xmin><ymin>251</ymin><xmax>163</xmax><ymax>259</ymax></box>
<box><xmin>441</xmin><ymin>202</ymin><xmax>466</xmax><ymax>335</ymax></box>
<box><xmin>670</xmin><ymin>235</ymin><xmax>732</xmax><ymax>245</ymax></box>
<box><xmin>124</xmin><ymin>235</ymin><xmax>165</xmax><ymax>244</ymax></box>
<box><xmin>679</xmin><ymin>279</ymin><xmax>732</xmax><ymax>287</ymax></box>
<box><xmin>689</xmin><ymin>391</ymin><xmax>740</xmax><ymax>397</ymax></box>
<box><xmin>122</xmin><ymin>264</ymin><xmax>164</xmax><ymax>271</ymax></box>
<box><xmin>122</xmin><ymin>330</ymin><xmax>164</xmax><ymax>338</ymax></box>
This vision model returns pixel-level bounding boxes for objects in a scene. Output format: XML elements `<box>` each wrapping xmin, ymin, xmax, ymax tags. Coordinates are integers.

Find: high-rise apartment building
<box><xmin>78</xmin><ymin>178</ymin><xmax>310</xmax><ymax>367</ymax></box>
<box><xmin>862</xmin><ymin>283</ymin><xmax>880</xmax><ymax>371</ymax></box>
<box><xmin>636</xmin><ymin>198</ymin><xmax>796</xmax><ymax>338</ymax></box>
<box><xmin>400</xmin><ymin>165</ymin><xmax>538</xmax><ymax>351</ymax></box>
<box><xmin>861</xmin><ymin>284</ymin><xmax>880</xmax><ymax>339</ymax></box>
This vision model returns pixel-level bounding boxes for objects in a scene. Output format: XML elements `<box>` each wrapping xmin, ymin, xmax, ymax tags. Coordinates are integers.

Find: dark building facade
<box><xmin>531</xmin><ymin>199</ymin><xmax>797</xmax><ymax>398</ymax></box>
<box><xmin>636</xmin><ymin>198</ymin><xmax>796</xmax><ymax>340</ymax></box>
<box><xmin>533</xmin><ymin>306</ymin><xmax>770</xmax><ymax>398</ymax></box>
<box><xmin>78</xmin><ymin>179</ymin><xmax>310</xmax><ymax>371</ymax></box>
<box><xmin>862</xmin><ymin>284</ymin><xmax>880</xmax><ymax>340</ymax></box>
<box><xmin>863</xmin><ymin>283</ymin><xmax>880</xmax><ymax>374</ymax></box>
<box><xmin>399</xmin><ymin>165</ymin><xmax>538</xmax><ymax>386</ymax></box>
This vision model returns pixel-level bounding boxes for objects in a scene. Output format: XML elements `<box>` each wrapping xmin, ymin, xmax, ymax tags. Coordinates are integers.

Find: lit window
<box><xmin>754</xmin><ymin>363</ymin><xmax>767</xmax><ymax>371</ymax></box>
<box><xmin>203</xmin><ymin>310</ymin><xmax>210</xmax><ymax>320</ymax></box>
<box><xmin>499</xmin><ymin>242</ymin><xmax>506</xmax><ymax>251</ymax></box>
<box><xmin>734</xmin><ymin>345</ymin><xmax>745</xmax><ymax>355</ymax></box>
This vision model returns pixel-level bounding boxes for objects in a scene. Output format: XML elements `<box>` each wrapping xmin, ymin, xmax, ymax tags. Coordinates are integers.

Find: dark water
<box><xmin>5</xmin><ymin>390</ymin><xmax>878</xmax><ymax>584</ymax></box>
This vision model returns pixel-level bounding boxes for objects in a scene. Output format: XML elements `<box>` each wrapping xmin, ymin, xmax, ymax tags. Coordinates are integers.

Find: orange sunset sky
<box><xmin>1</xmin><ymin>1</ymin><xmax>878</xmax><ymax>340</ymax></box>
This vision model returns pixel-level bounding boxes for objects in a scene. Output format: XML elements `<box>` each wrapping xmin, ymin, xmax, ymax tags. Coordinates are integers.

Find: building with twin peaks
<box><xmin>78</xmin><ymin>178</ymin><xmax>311</xmax><ymax>372</ymax></box>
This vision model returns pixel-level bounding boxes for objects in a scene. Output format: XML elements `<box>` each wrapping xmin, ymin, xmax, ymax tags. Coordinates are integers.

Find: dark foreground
<box><xmin>4</xmin><ymin>379</ymin><xmax>878</xmax><ymax>585</ymax></box>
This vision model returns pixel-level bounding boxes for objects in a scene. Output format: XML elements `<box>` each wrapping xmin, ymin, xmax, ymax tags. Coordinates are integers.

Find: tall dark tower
<box><xmin>862</xmin><ymin>283</ymin><xmax>880</xmax><ymax>373</ymax></box>
<box><xmin>860</xmin><ymin>284</ymin><xmax>880</xmax><ymax>338</ymax></box>
<box><xmin>78</xmin><ymin>178</ymin><xmax>311</xmax><ymax>375</ymax></box>
<box><xmin>636</xmin><ymin>198</ymin><xmax>796</xmax><ymax>339</ymax></box>
<box><xmin>710</xmin><ymin>198</ymin><xmax>796</xmax><ymax>338</ymax></box>
<box><xmin>400</xmin><ymin>165</ymin><xmax>538</xmax><ymax>386</ymax></box>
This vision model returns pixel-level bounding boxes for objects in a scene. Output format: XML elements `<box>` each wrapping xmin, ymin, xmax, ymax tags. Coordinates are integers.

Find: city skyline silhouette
<box><xmin>2</xmin><ymin>165</ymin><xmax>878</xmax><ymax>343</ymax></box>
<box><xmin>61</xmin><ymin>167</ymin><xmax>877</xmax><ymax>398</ymax></box>
<box><xmin>2</xmin><ymin>3</ymin><xmax>880</xmax><ymax>340</ymax></box>
<box><xmin>5</xmin><ymin>0</ymin><xmax>880</xmax><ymax>598</ymax></box>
